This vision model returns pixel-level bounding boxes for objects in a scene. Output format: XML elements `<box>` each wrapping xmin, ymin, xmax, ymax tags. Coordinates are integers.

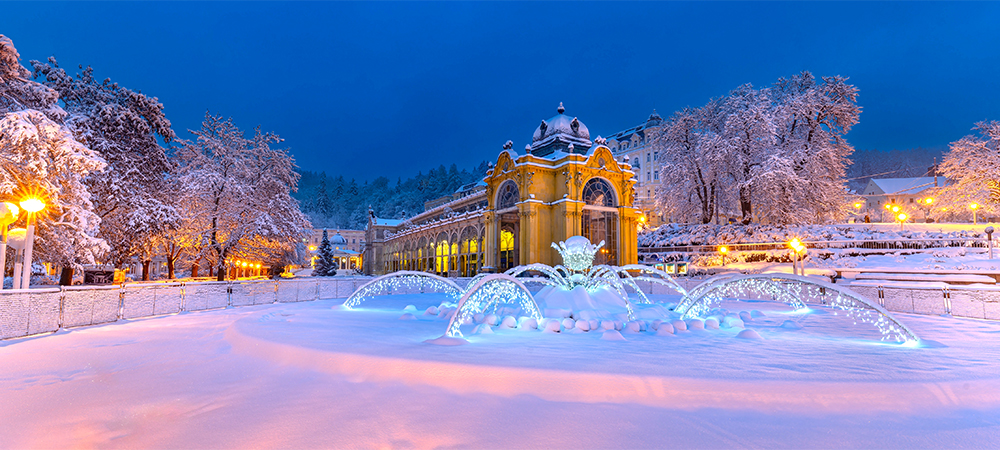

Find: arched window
<box><xmin>496</xmin><ymin>180</ymin><xmax>519</xmax><ymax>210</ymax></box>
<box><xmin>582</xmin><ymin>178</ymin><xmax>616</xmax><ymax>207</ymax></box>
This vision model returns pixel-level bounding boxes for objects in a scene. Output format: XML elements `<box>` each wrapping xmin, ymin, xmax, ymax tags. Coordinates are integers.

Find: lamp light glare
<box><xmin>19</xmin><ymin>198</ymin><xmax>44</xmax><ymax>213</ymax></box>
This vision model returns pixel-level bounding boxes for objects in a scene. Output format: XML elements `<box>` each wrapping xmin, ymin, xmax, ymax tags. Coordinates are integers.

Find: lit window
<box><xmin>582</xmin><ymin>178</ymin><xmax>616</xmax><ymax>207</ymax></box>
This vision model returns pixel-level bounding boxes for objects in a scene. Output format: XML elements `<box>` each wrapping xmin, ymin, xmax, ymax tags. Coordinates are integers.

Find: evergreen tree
<box><xmin>315</xmin><ymin>175</ymin><xmax>331</xmax><ymax>218</ymax></box>
<box><xmin>313</xmin><ymin>230</ymin><xmax>337</xmax><ymax>276</ymax></box>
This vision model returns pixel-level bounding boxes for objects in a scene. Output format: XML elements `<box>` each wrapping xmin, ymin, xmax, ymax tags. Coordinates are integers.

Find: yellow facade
<box><xmin>482</xmin><ymin>145</ymin><xmax>639</xmax><ymax>270</ymax></box>
<box><xmin>365</xmin><ymin>105</ymin><xmax>640</xmax><ymax>276</ymax></box>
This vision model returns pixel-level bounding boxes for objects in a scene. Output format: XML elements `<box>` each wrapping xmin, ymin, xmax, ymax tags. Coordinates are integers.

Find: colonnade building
<box><xmin>363</xmin><ymin>104</ymin><xmax>641</xmax><ymax>277</ymax></box>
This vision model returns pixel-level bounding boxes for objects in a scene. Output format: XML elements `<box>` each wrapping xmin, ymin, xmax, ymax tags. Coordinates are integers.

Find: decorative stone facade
<box><xmin>364</xmin><ymin>105</ymin><xmax>640</xmax><ymax>276</ymax></box>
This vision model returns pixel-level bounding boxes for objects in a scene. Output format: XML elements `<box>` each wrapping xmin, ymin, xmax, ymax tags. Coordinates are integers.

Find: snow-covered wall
<box><xmin>639</xmin><ymin>223</ymin><xmax>992</xmax><ymax>248</ymax></box>
<box><xmin>0</xmin><ymin>277</ymin><xmax>370</xmax><ymax>341</ymax></box>
<box><xmin>3</xmin><ymin>275</ymin><xmax>998</xmax><ymax>341</ymax></box>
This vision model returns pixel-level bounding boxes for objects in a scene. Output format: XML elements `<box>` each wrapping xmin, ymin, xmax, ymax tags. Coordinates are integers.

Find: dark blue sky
<box><xmin>4</xmin><ymin>2</ymin><xmax>1000</xmax><ymax>181</ymax></box>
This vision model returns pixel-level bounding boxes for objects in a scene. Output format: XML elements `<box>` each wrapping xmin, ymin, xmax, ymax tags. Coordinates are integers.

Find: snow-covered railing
<box><xmin>0</xmin><ymin>277</ymin><xmax>369</xmax><ymax>341</ymax></box>
<box><xmin>641</xmin><ymin>237</ymin><xmax>999</xmax><ymax>255</ymax></box>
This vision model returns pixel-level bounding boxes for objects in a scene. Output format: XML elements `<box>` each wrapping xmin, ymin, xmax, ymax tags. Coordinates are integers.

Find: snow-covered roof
<box><xmin>529</xmin><ymin>103</ymin><xmax>593</xmax><ymax>156</ymax></box>
<box><xmin>371</xmin><ymin>217</ymin><xmax>404</xmax><ymax>227</ymax></box>
<box><xmin>605</xmin><ymin>110</ymin><xmax>663</xmax><ymax>148</ymax></box>
<box><xmin>868</xmin><ymin>177</ymin><xmax>940</xmax><ymax>195</ymax></box>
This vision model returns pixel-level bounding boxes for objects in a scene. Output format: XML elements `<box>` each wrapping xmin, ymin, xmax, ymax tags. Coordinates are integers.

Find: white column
<box><xmin>20</xmin><ymin>214</ymin><xmax>34</xmax><ymax>289</ymax></box>
<box><xmin>0</xmin><ymin>227</ymin><xmax>7</xmax><ymax>290</ymax></box>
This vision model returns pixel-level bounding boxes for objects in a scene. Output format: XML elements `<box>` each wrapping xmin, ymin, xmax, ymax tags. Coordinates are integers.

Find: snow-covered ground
<box><xmin>3</xmin><ymin>294</ymin><xmax>999</xmax><ymax>448</ymax></box>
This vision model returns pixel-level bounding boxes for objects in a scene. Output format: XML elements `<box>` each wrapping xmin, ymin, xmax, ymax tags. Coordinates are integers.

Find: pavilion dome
<box><xmin>330</xmin><ymin>232</ymin><xmax>348</xmax><ymax>246</ymax></box>
<box><xmin>532</xmin><ymin>102</ymin><xmax>591</xmax><ymax>143</ymax></box>
<box><xmin>530</xmin><ymin>102</ymin><xmax>593</xmax><ymax>157</ymax></box>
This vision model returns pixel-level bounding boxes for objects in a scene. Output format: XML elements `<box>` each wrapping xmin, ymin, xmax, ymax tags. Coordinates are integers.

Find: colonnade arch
<box><xmin>382</xmin><ymin>222</ymin><xmax>485</xmax><ymax>277</ymax></box>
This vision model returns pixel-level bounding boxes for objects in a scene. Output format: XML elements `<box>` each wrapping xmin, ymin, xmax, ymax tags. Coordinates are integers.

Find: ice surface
<box><xmin>3</xmin><ymin>295</ymin><xmax>1000</xmax><ymax>448</ymax></box>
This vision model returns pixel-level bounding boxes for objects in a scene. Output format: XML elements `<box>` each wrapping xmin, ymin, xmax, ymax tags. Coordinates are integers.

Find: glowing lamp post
<box><xmin>896</xmin><ymin>213</ymin><xmax>907</xmax><ymax>231</ymax></box>
<box><xmin>970</xmin><ymin>203</ymin><xmax>979</xmax><ymax>225</ymax></box>
<box><xmin>789</xmin><ymin>238</ymin><xmax>806</xmax><ymax>276</ymax></box>
<box><xmin>718</xmin><ymin>245</ymin><xmax>729</xmax><ymax>266</ymax></box>
<box><xmin>986</xmin><ymin>226</ymin><xmax>995</xmax><ymax>260</ymax></box>
<box><xmin>18</xmin><ymin>198</ymin><xmax>44</xmax><ymax>289</ymax></box>
<box><xmin>0</xmin><ymin>202</ymin><xmax>18</xmax><ymax>290</ymax></box>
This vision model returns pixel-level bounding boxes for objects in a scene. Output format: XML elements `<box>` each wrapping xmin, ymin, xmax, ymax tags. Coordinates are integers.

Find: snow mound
<box><xmin>399</xmin><ymin>313</ymin><xmax>417</xmax><ymax>320</ymax></box>
<box><xmin>561</xmin><ymin>318</ymin><xmax>576</xmax><ymax>330</ymax></box>
<box><xmin>736</xmin><ymin>329</ymin><xmax>763</xmax><ymax>340</ymax></box>
<box><xmin>739</xmin><ymin>311</ymin><xmax>752</xmax><ymax>322</ymax></box>
<box><xmin>518</xmin><ymin>317</ymin><xmax>538</xmax><ymax>330</ymax></box>
<box><xmin>424</xmin><ymin>306</ymin><xmax>439</xmax><ymax>316</ymax></box>
<box><xmin>543</xmin><ymin>320</ymin><xmax>561</xmax><ymax>333</ymax></box>
<box><xmin>656</xmin><ymin>323</ymin><xmax>675</xmax><ymax>336</ymax></box>
<box><xmin>473</xmin><ymin>324</ymin><xmax>494</xmax><ymax>335</ymax></box>
<box><xmin>575</xmin><ymin>319</ymin><xmax>591</xmax><ymax>331</ymax></box>
<box><xmin>500</xmin><ymin>316</ymin><xmax>518</xmax><ymax>329</ymax></box>
<box><xmin>780</xmin><ymin>320</ymin><xmax>803</xmax><ymax>330</ymax></box>
<box><xmin>403</xmin><ymin>305</ymin><xmax>417</xmax><ymax>312</ymax></box>
<box><xmin>485</xmin><ymin>314</ymin><xmax>499</xmax><ymax>326</ymax></box>
<box><xmin>671</xmin><ymin>319</ymin><xmax>687</xmax><ymax>332</ymax></box>
<box><xmin>424</xmin><ymin>336</ymin><xmax>469</xmax><ymax>346</ymax></box>
<box><xmin>687</xmin><ymin>319</ymin><xmax>705</xmax><ymax>331</ymax></box>
<box><xmin>705</xmin><ymin>317</ymin><xmax>720</xmax><ymax>330</ymax></box>
<box><xmin>601</xmin><ymin>330</ymin><xmax>626</xmax><ymax>341</ymax></box>
<box><xmin>751</xmin><ymin>310</ymin><xmax>765</xmax><ymax>318</ymax></box>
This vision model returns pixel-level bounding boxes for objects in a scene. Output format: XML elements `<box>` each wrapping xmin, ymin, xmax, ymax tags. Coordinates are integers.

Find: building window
<box><xmin>582</xmin><ymin>178</ymin><xmax>616</xmax><ymax>207</ymax></box>
<box><xmin>496</xmin><ymin>180</ymin><xmax>519</xmax><ymax>210</ymax></box>
<box><xmin>653</xmin><ymin>151</ymin><xmax>658</xmax><ymax>161</ymax></box>
<box><xmin>654</xmin><ymin>171</ymin><xmax>659</xmax><ymax>180</ymax></box>
<box><xmin>646</xmin><ymin>171</ymin><xmax>650</xmax><ymax>180</ymax></box>
<box><xmin>646</xmin><ymin>153</ymin><xmax>651</xmax><ymax>162</ymax></box>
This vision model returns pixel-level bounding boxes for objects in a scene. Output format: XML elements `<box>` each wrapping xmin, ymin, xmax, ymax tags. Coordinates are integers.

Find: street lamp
<box><xmin>718</xmin><ymin>245</ymin><xmax>728</xmax><ymax>266</ymax></box>
<box><xmin>788</xmin><ymin>238</ymin><xmax>806</xmax><ymax>276</ymax></box>
<box><xmin>970</xmin><ymin>203</ymin><xmax>979</xmax><ymax>225</ymax></box>
<box><xmin>897</xmin><ymin>212</ymin><xmax>907</xmax><ymax>231</ymax></box>
<box><xmin>0</xmin><ymin>202</ymin><xmax>18</xmax><ymax>290</ymax></box>
<box><xmin>18</xmin><ymin>198</ymin><xmax>44</xmax><ymax>289</ymax></box>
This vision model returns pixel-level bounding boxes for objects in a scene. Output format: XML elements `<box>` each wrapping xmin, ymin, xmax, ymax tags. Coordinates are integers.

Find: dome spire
<box><xmin>557</xmin><ymin>102</ymin><xmax>565</xmax><ymax>114</ymax></box>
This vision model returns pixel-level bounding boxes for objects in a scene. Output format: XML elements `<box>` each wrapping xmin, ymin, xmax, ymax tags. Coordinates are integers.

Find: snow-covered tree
<box><xmin>652</xmin><ymin>71</ymin><xmax>860</xmax><ymax>225</ymax></box>
<box><xmin>0</xmin><ymin>35</ymin><xmax>107</xmax><ymax>268</ymax></box>
<box><xmin>768</xmin><ymin>72</ymin><xmax>859</xmax><ymax>224</ymax></box>
<box><xmin>312</xmin><ymin>230</ymin><xmax>337</xmax><ymax>277</ymax></box>
<box><xmin>31</xmin><ymin>57</ymin><xmax>179</xmax><ymax>274</ymax></box>
<box><xmin>651</xmin><ymin>104</ymin><xmax>722</xmax><ymax>224</ymax></box>
<box><xmin>176</xmin><ymin>112</ymin><xmax>311</xmax><ymax>281</ymax></box>
<box><xmin>0</xmin><ymin>110</ymin><xmax>108</xmax><ymax>265</ymax></box>
<box><xmin>936</xmin><ymin>121</ymin><xmax>1000</xmax><ymax>219</ymax></box>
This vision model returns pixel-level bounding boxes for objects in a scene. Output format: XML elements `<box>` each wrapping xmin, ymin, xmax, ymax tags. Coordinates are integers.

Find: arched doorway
<box><xmin>435</xmin><ymin>232</ymin><xmax>449</xmax><ymax>276</ymax></box>
<box><xmin>495</xmin><ymin>180</ymin><xmax>521</xmax><ymax>272</ymax></box>
<box><xmin>581</xmin><ymin>178</ymin><xmax>618</xmax><ymax>266</ymax></box>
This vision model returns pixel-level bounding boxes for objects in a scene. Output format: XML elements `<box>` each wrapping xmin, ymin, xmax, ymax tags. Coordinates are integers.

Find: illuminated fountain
<box><xmin>344</xmin><ymin>236</ymin><xmax>920</xmax><ymax>344</ymax></box>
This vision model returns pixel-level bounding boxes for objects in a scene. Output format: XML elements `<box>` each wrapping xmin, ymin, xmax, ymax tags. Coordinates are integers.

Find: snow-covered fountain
<box><xmin>344</xmin><ymin>236</ymin><xmax>920</xmax><ymax>344</ymax></box>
